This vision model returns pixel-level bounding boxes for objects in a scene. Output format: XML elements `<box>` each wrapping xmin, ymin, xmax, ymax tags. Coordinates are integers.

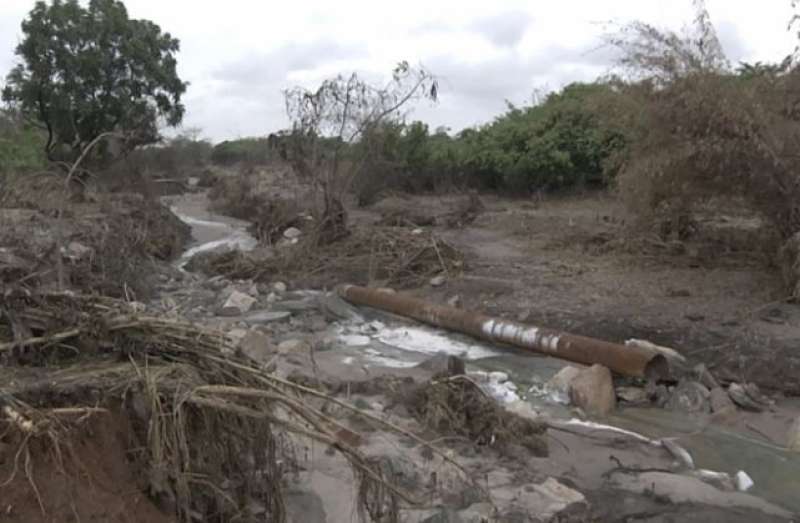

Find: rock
<box><xmin>616</xmin><ymin>386</ymin><xmax>649</xmax><ymax>405</ymax></box>
<box><xmin>735</xmin><ymin>471</ymin><xmax>754</xmax><ymax>492</ymax></box>
<box><xmin>273</xmin><ymin>281</ymin><xmax>288</xmax><ymax>293</ymax></box>
<box><xmin>645</xmin><ymin>381</ymin><xmax>671</xmax><ymax>407</ymax></box>
<box><xmin>661</xmin><ymin>439</ymin><xmax>695</xmax><ymax>469</ymax></box>
<box><xmin>273</xmin><ymin>299</ymin><xmax>318</xmax><ymax>312</ymax></box>
<box><xmin>458</xmin><ymin>503</ymin><xmax>494</xmax><ymax>523</ymax></box>
<box><xmin>666</xmin><ymin>381</ymin><xmax>711</xmax><ymax>413</ymax></box>
<box><xmin>787</xmin><ymin>417</ymin><xmax>800</xmax><ymax>452</ymax></box>
<box><xmin>277</xmin><ymin>338</ymin><xmax>308</xmax><ymax>353</ymax></box>
<box><xmin>728</xmin><ymin>383</ymin><xmax>765</xmax><ymax>412</ymax></box>
<box><xmin>447</xmin><ymin>295</ymin><xmax>461</xmax><ymax>308</ymax></box>
<box><xmin>693</xmin><ymin>469</ymin><xmax>736</xmax><ymax>491</ymax></box>
<box><xmin>226</xmin><ymin>328</ymin><xmax>249</xmax><ymax>345</ymax></box>
<box><xmin>62</xmin><ymin>241</ymin><xmax>93</xmax><ymax>261</ymax></box>
<box><xmin>569</xmin><ymin>365</ymin><xmax>616</xmax><ymax>416</ymax></box>
<box><xmin>416</xmin><ymin>353</ymin><xmax>466</xmax><ymax>377</ymax></box>
<box><xmin>319</xmin><ymin>293</ymin><xmax>364</xmax><ymax>322</ymax></box>
<box><xmin>545</xmin><ymin>366</ymin><xmax>583</xmax><ymax>404</ymax></box>
<box><xmin>430</xmin><ymin>275</ymin><xmax>447</xmax><ymax>287</ymax></box>
<box><xmin>283</xmin><ymin>227</ymin><xmax>302</xmax><ymax>240</ymax></box>
<box><xmin>242</xmin><ymin>310</ymin><xmax>292</xmax><ymax>325</ymax></box>
<box><xmin>709</xmin><ymin>387</ymin><xmax>737</xmax><ymax>418</ymax></box>
<box><xmin>222</xmin><ymin>290</ymin><xmax>257</xmax><ymax>315</ymax></box>
<box><xmin>522</xmin><ymin>478</ymin><xmax>588</xmax><ymax>522</ymax></box>
<box><xmin>693</xmin><ymin>363</ymin><xmax>720</xmax><ymax>390</ymax></box>
<box><xmin>238</xmin><ymin>331</ymin><xmax>273</xmax><ymax>362</ymax></box>
<box><xmin>420</xmin><ymin>509</ymin><xmax>463</xmax><ymax>523</ymax></box>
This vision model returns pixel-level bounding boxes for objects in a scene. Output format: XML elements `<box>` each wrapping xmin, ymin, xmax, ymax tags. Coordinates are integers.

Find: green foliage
<box><xmin>355</xmin><ymin>82</ymin><xmax>625</xmax><ymax>195</ymax></box>
<box><xmin>210</xmin><ymin>138</ymin><xmax>274</xmax><ymax>166</ymax></box>
<box><xmin>459</xmin><ymin>83</ymin><xmax>625</xmax><ymax>192</ymax></box>
<box><xmin>2</xmin><ymin>0</ymin><xmax>187</xmax><ymax>162</ymax></box>
<box><xmin>126</xmin><ymin>129</ymin><xmax>213</xmax><ymax>175</ymax></box>
<box><xmin>0</xmin><ymin>110</ymin><xmax>46</xmax><ymax>172</ymax></box>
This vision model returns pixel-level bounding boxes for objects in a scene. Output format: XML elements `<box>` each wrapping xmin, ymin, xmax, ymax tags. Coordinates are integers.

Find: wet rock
<box><xmin>273</xmin><ymin>281</ymin><xmax>288</xmax><ymax>293</ymax></box>
<box><xmin>430</xmin><ymin>275</ymin><xmax>447</xmax><ymax>287</ymax></box>
<box><xmin>661</xmin><ymin>439</ymin><xmax>694</xmax><ymax>469</ymax></box>
<box><xmin>693</xmin><ymin>363</ymin><xmax>720</xmax><ymax>390</ymax></box>
<box><xmin>569</xmin><ymin>365</ymin><xmax>616</xmax><ymax>416</ymax></box>
<box><xmin>616</xmin><ymin>386</ymin><xmax>649</xmax><ymax>405</ymax></box>
<box><xmin>242</xmin><ymin>310</ymin><xmax>292</xmax><ymax>325</ymax></box>
<box><xmin>728</xmin><ymin>383</ymin><xmax>765</xmax><ymax>412</ymax></box>
<box><xmin>709</xmin><ymin>387</ymin><xmax>737</xmax><ymax>418</ymax></box>
<box><xmin>787</xmin><ymin>417</ymin><xmax>800</xmax><ymax>452</ymax></box>
<box><xmin>545</xmin><ymin>366</ymin><xmax>582</xmax><ymax>404</ymax></box>
<box><xmin>693</xmin><ymin>469</ymin><xmax>736</xmax><ymax>491</ymax></box>
<box><xmin>735</xmin><ymin>471</ymin><xmax>754</xmax><ymax>492</ymax></box>
<box><xmin>666</xmin><ymin>381</ymin><xmax>711</xmax><ymax>413</ymax></box>
<box><xmin>221</xmin><ymin>290</ymin><xmax>257</xmax><ymax>315</ymax></box>
<box><xmin>416</xmin><ymin>353</ymin><xmax>465</xmax><ymax>377</ymax></box>
<box><xmin>283</xmin><ymin>227</ymin><xmax>302</xmax><ymax>240</ymax></box>
<box><xmin>278</xmin><ymin>338</ymin><xmax>308</xmax><ymax>353</ymax></box>
<box><xmin>319</xmin><ymin>293</ymin><xmax>364</xmax><ymax>322</ymax></box>
<box><xmin>238</xmin><ymin>331</ymin><xmax>273</xmax><ymax>362</ymax></box>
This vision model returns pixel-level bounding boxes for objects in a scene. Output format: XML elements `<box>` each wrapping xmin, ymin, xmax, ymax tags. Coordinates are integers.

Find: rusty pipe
<box><xmin>338</xmin><ymin>285</ymin><xmax>668</xmax><ymax>379</ymax></box>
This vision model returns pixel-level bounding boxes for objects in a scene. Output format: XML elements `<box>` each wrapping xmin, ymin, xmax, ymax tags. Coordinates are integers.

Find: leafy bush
<box><xmin>210</xmin><ymin>138</ymin><xmax>275</xmax><ymax>166</ymax></box>
<box><xmin>0</xmin><ymin>110</ymin><xmax>46</xmax><ymax>173</ymax></box>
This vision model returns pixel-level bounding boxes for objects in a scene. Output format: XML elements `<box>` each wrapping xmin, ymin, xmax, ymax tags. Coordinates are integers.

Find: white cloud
<box><xmin>1</xmin><ymin>0</ymin><xmax>797</xmax><ymax>141</ymax></box>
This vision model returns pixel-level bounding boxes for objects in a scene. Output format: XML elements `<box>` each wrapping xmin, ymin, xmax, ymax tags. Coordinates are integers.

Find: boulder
<box><xmin>545</xmin><ymin>366</ymin><xmax>582</xmax><ymax>404</ymax></box>
<box><xmin>569</xmin><ymin>365</ymin><xmax>616</xmax><ymax>416</ymax></box>
<box><xmin>221</xmin><ymin>290</ymin><xmax>257</xmax><ymax>315</ymax></box>
<box><xmin>728</xmin><ymin>383</ymin><xmax>765</xmax><ymax>412</ymax></box>
<box><xmin>666</xmin><ymin>381</ymin><xmax>711</xmax><ymax>413</ymax></box>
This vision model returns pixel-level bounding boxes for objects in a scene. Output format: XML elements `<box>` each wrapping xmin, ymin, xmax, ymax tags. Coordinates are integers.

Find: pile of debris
<box><xmin>186</xmin><ymin>227</ymin><xmax>464</xmax><ymax>290</ymax></box>
<box><xmin>0</xmin><ymin>291</ymin><xmax>481</xmax><ymax>522</ymax></box>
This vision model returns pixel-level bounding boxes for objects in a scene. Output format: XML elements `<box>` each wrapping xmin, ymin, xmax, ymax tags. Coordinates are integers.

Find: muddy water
<box><xmin>170</xmin><ymin>194</ymin><xmax>800</xmax><ymax>517</ymax></box>
<box><xmin>163</xmin><ymin>192</ymin><xmax>258</xmax><ymax>267</ymax></box>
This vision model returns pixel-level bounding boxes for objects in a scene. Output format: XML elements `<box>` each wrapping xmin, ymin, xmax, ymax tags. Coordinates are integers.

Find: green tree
<box><xmin>2</xmin><ymin>0</ymin><xmax>187</xmax><ymax>163</ymax></box>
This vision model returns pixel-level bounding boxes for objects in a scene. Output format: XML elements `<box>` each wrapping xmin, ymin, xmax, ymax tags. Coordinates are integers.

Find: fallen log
<box><xmin>338</xmin><ymin>285</ymin><xmax>669</xmax><ymax>379</ymax></box>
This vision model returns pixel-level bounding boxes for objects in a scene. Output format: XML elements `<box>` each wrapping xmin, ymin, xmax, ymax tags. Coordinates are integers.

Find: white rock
<box><xmin>411</xmin><ymin>228</ymin><xmax>424</xmax><ymax>235</ymax></box>
<box><xmin>223</xmin><ymin>290</ymin><xmax>257</xmax><ymax>314</ymax></box>
<box><xmin>430</xmin><ymin>275</ymin><xmax>447</xmax><ymax>287</ymax></box>
<box><xmin>278</xmin><ymin>338</ymin><xmax>308</xmax><ymax>353</ymax></box>
<box><xmin>283</xmin><ymin>227</ymin><xmax>302</xmax><ymax>239</ymax></box>
<box><xmin>273</xmin><ymin>282</ymin><xmax>288</xmax><ymax>293</ymax></box>
<box><xmin>735</xmin><ymin>471</ymin><xmax>754</xmax><ymax>492</ymax></box>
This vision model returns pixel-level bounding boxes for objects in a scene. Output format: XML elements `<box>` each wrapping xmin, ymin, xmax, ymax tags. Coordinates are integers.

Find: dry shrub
<box><xmin>0</xmin><ymin>292</ymin><xmax>473</xmax><ymax>522</ymax></box>
<box><xmin>185</xmin><ymin>227</ymin><xmax>464</xmax><ymax>289</ymax></box>
<box><xmin>207</xmin><ymin>172</ymin><xmax>303</xmax><ymax>244</ymax></box>
<box><xmin>605</xmin><ymin>1</ymin><xmax>800</xmax><ymax>292</ymax></box>
<box><xmin>405</xmin><ymin>377</ymin><xmax>548</xmax><ymax>457</ymax></box>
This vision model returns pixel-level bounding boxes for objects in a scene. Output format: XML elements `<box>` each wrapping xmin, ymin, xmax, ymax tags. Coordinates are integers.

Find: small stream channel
<box><xmin>168</xmin><ymin>192</ymin><xmax>800</xmax><ymax>515</ymax></box>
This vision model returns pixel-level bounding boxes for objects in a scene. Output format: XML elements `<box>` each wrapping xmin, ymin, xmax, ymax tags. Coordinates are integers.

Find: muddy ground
<box><xmin>3</xmin><ymin>167</ymin><xmax>800</xmax><ymax>522</ymax></box>
<box><xmin>346</xmin><ymin>191</ymin><xmax>800</xmax><ymax>397</ymax></box>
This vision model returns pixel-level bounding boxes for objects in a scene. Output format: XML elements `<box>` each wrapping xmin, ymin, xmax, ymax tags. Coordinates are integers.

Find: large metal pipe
<box><xmin>338</xmin><ymin>285</ymin><xmax>668</xmax><ymax>379</ymax></box>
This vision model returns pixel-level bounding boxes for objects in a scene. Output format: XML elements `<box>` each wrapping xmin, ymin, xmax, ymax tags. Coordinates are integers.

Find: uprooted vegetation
<box><xmin>0</xmin><ymin>292</ymin><xmax>487</xmax><ymax>522</ymax></box>
<box><xmin>0</xmin><ymin>179</ymin><xmax>190</xmax><ymax>299</ymax></box>
<box><xmin>186</xmin><ymin>226</ymin><xmax>464</xmax><ymax>289</ymax></box>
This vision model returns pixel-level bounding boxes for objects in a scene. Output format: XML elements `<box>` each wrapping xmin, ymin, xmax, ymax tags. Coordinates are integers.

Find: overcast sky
<box><xmin>1</xmin><ymin>1</ymin><xmax>797</xmax><ymax>142</ymax></box>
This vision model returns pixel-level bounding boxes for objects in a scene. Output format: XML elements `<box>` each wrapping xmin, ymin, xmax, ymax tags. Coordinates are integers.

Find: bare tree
<box><xmin>283</xmin><ymin>61</ymin><xmax>437</xmax><ymax>241</ymax></box>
